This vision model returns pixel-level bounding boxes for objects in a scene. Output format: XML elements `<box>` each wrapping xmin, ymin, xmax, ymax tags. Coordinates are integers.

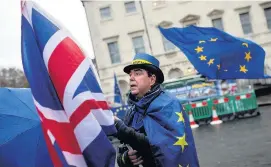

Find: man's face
<box><xmin>129</xmin><ymin>68</ymin><xmax>156</xmax><ymax>98</ymax></box>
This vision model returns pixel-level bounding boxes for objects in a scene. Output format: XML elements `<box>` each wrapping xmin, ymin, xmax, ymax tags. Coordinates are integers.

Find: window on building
<box><xmin>108</xmin><ymin>42</ymin><xmax>121</xmax><ymax>64</ymax></box>
<box><xmin>212</xmin><ymin>18</ymin><xmax>224</xmax><ymax>31</ymax></box>
<box><xmin>180</xmin><ymin>14</ymin><xmax>200</xmax><ymax>27</ymax></box>
<box><xmin>100</xmin><ymin>7</ymin><xmax>111</xmax><ymax>19</ymax></box>
<box><xmin>264</xmin><ymin>7</ymin><xmax>271</xmax><ymax>30</ymax></box>
<box><xmin>132</xmin><ymin>36</ymin><xmax>145</xmax><ymax>54</ymax></box>
<box><xmin>168</xmin><ymin>68</ymin><xmax>183</xmax><ymax>79</ymax></box>
<box><xmin>184</xmin><ymin>22</ymin><xmax>197</xmax><ymax>27</ymax></box>
<box><xmin>239</xmin><ymin>12</ymin><xmax>252</xmax><ymax>34</ymax></box>
<box><xmin>125</xmin><ymin>1</ymin><xmax>136</xmax><ymax>13</ymax></box>
<box><xmin>157</xmin><ymin>21</ymin><xmax>175</xmax><ymax>52</ymax></box>
<box><xmin>162</xmin><ymin>36</ymin><xmax>175</xmax><ymax>52</ymax></box>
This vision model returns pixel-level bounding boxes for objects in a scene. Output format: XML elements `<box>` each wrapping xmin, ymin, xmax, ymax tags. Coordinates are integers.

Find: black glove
<box><xmin>117</xmin><ymin>144</ymin><xmax>134</xmax><ymax>167</ymax></box>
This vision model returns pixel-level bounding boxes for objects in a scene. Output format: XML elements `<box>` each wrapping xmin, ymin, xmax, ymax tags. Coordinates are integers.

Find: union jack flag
<box><xmin>21</xmin><ymin>1</ymin><xmax>116</xmax><ymax>167</ymax></box>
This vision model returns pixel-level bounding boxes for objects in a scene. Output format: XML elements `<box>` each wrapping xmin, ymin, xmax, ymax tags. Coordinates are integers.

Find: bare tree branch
<box><xmin>0</xmin><ymin>68</ymin><xmax>29</xmax><ymax>88</ymax></box>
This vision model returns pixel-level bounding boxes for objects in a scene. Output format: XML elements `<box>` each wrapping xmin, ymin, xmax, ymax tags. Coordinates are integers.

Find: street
<box><xmin>195</xmin><ymin>106</ymin><xmax>271</xmax><ymax>167</ymax></box>
<box><xmin>113</xmin><ymin>106</ymin><xmax>271</xmax><ymax>167</ymax></box>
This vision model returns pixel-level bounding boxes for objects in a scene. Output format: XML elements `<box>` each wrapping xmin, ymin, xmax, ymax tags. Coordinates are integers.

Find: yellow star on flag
<box><xmin>240</xmin><ymin>65</ymin><xmax>248</xmax><ymax>73</ymax></box>
<box><xmin>210</xmin><ymin>38</ymin><xmax>218</xmax><ymax>42</ymax></box>
<box><xmin>199</xmin><ymin>40</ymin><xmax>206</xmax><ymax>44</ymax></box>
<box><xmin>242</xmin><ymin>42</ymin><xmax>248</xmax><ymax>48</ymax></box>
<box><xmin>175</xmin><ymin>112</ymin><xmax>185</xmax><ymax>123</ymax></box>
<box><xmin>217</xmin><ymin>64</ymin><xmax>220</xmax><ymax>70</ymax></box>
<box><xmin>244</xmin><ymin>51</ymin><xmax>252</xmax><ymax>62</ymax></box>
<box><xmin>207</xmin><ymin>59</ymin><xmax>214</xmax><ymax>66</ymax></box>
<box><xmin>174</xmin><ymin>134</ymin><xmax>188</xmax><ymax>152</ymax></box>
<box><xmin>195</xmin><ymin>46</ymin><xmax>203</xmax><ymax>53</ymax></box>
<box><xmin>199</xmin><ymin>55</ymin><xmax>207</xmax><ymax>61</ymax></box>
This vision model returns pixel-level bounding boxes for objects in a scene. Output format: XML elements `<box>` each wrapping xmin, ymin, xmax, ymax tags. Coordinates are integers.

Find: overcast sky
<box><xmin>0</xmin><ymin>0</ymin><xmax>93</xmax><ymax>70</ymax></box>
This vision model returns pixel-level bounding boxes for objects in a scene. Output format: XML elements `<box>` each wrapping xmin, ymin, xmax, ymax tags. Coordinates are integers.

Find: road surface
<box><xmin>195</xmin><ymin>106</ymin><xmax>271</xmax><ymax>167</ymax></box>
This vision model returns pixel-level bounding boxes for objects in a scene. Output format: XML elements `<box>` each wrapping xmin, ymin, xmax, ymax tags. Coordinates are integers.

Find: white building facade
<box><xmin>82</xmin><ymin>0</ymin><xmax>271</xmax><ymax>102</ymax></box>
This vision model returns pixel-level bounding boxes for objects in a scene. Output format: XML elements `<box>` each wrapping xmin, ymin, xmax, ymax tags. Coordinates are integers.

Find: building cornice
<box><xmin>179</xmin><ymin>14</ymin><xmax>200</xmax><ymax>23</ymax></box>
<box><xmin>260</xmin><ymin>1</ymin><xmax>271</xmax><ymax>9</ymax></box>
<box><xmin>157</xmin><ymin>20</ymin><xmax>173</xmax><ymax>28</ymax></box>
<box><xmin>207</xmin><ymin>9</ymin><xmax>224</xmax><ymax>17</ymax></box>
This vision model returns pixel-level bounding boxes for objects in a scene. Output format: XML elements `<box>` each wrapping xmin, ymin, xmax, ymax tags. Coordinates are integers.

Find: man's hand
<box><xmin>128</xmin><ymin>149</ymin><xmax>143</xmax><ymax>166</ymax></box>
<box><xmin>114</xmin><ymin>116</ymin><xmax>120</xmax><ymax>122</ymax></box>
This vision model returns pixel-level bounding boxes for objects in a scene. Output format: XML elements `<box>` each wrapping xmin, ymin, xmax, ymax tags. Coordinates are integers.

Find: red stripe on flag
<box><xmin>48</xmin><ymin>37</ymin><xmax>85</xmax><ymax>103</ymax></box>
<box><xmin>96</xmin><ymin>101</ymin><xmax>110</xmax><ymax>110</ymax></box>
<box><xmin>70</xmin><ymin>100</ymin><xmax>91</xmax><ymax>127</ymax></box>
<box><xmin>40</xmin><ymin>119</ymin><xmax>63</xmax><ymax>167</ymax></box>
<box><xmin>38</xmin><ymin>110</ymin><xmax>82</xmax><ymax>154</ymax></box>
<box><xmin>70</xmin><ymin>100</ymin><xmax>110</xmax><ymax>127</ymax></box>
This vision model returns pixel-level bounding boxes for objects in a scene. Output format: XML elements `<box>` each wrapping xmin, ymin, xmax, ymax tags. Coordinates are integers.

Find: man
<box><xmin>114</xmin><ymin>53</ymin><xmax>199</xmax><ymax>167</ymax></box>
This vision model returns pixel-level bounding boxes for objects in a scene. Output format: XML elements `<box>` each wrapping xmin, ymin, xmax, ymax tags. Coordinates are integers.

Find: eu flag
<box><xmin>114</xmin><ymin>73</ymin><xmax>123</xmax><ymax>104</ymax></box>
<box><xmin>143</xmin><ymin>94</ymin><xmax>199</xmax><ymax>166</ymax></box>
<box><xmin>159</xmin><ymin>26</ymin><xmax>270</xmax><ymax>79</ymax></box>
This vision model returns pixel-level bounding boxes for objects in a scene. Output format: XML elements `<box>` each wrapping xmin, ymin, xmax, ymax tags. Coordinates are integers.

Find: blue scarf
<box><xmin>124</xmin><ymin>85</ymin><xmax>163</xmax><ymax>131</ymax></box>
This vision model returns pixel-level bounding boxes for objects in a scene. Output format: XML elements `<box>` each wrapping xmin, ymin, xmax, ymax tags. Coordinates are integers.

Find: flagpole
<box><xmin>139</xmin><ymin>0</ymin><xmax>153</xmax><ymax>55</ymax></box>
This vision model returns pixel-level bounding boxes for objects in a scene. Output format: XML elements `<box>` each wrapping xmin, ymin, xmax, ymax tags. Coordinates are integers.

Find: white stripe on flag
<box><xmin>33</xmin><ymin>98</ymin><xmax>69</xmax><ymax>123</ymax></box>
<box><xmin>43</xmin><ymin>30</ymin><xmax>68</xmax><ymax>70</ymax></box>
<box><xmin>63</xmin><ymin>58</ymin><xmax>107</xmax><ymax>114</ymax></box>
<box><xmin>74</xmin><ymin>112</ymin><xmax>101</xmax><ymax>151</ymax></box>
<box><xmin>73</xmin><ymin>92</ymin><xmax>107</xmax><ymax>105</ymax></box>
<box><xmin>22</xmin><ymin>1</ymin><xmax>34</xmax><ymax>26</ymax></box>
<box><xmin>63</xmin><ymin>58</ymin><xmax>89</xmax><ymax>114</ymax></box>
<box><xmin>62</xmin><ymin>151</ymin><xmax>87</xmax><ymax>167</ymax></box>
<box><xmin>65</xmin><ymin>91</ymin><xmax>108</xmax><ymax>118</ymax></box>
<box><xmin>92</xmin><ymin>109</ymin><xmax>114</xmax><ymax>126</ymax></box>
<box><xmin>47</xmin><ymin>130</ymin><xmax>56</xmax><ymax>144</ymax></box>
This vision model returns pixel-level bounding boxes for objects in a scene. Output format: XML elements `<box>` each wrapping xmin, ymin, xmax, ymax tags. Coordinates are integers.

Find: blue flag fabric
<box><xmin>142</xmin><ymin>92</ymin><xmax>199</xmax><ymax>167</ymax></box>
<box><xmin>159</xmin><ymin>26</ymin><xmax>270</xmax><ymax>79</ymax></box>
<box><xmin>114</xmin><ymin>73</ymin><xmax>123</xmax><ymax>104</ymax></box>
